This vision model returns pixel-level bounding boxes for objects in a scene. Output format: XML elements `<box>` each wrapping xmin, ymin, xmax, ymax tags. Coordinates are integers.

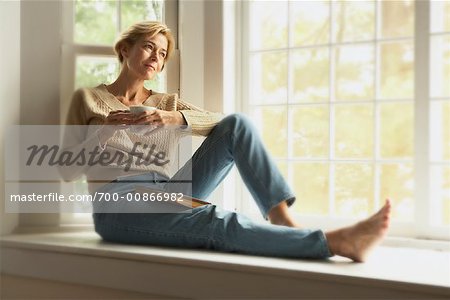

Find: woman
<box><xmin>63</xmin><ymin>21</ymin><xmax>391</xmax><ymax>262</ymax></box>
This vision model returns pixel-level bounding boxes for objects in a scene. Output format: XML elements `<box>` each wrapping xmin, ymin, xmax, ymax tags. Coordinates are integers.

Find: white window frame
<box><xmin>59</xmin><ymin>0</ymin><xmax>179</xmax><ymax>224</ymax></box>
<box><xmin>238</xmin><ymin>0</ymin><xmax>450</xmax><ymax>241</ymax></box>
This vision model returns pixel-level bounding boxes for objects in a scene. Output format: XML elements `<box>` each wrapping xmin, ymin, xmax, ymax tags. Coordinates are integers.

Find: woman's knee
<box><xmin>218</xmin><ymin>113</ymin><xmax>254</xmax><ymax>133</ymax></box>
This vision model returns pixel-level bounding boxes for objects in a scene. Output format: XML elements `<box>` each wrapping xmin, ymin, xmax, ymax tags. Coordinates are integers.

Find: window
<box><xmin>61</xmin><ymin>0</ymin><xmax>174</xmax><ymax>115</ymax></box>
<box><xmin>241</xmin><ymin>0</ymin><xmax>449</xmax><ymax>240</ymax></box>
<box><xmin>60</xmin><ymin>0</ymin><xmax>178</xmax><ymax>223</ymax></box>
<box><xmin>429</xmin><ymin>1</ymin><xmax>450</xmax><ymax>228</ymax></box>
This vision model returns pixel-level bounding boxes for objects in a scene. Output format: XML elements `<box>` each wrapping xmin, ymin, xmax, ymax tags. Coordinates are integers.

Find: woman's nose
<box><xmin>150</xmin><ymin>51</ymin><xmax>158</xmax><ymax>61</ymax></box>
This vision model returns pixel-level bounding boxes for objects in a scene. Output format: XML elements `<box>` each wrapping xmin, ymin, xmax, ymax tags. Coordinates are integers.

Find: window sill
<box><xmin>1</xmin><ymin>231</ymin><xmax>449</xmax><ymax>298</ymax></box>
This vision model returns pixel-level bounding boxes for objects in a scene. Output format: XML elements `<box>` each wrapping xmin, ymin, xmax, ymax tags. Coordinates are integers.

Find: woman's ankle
<box><xmin>268</xmin><ymin>201</ymin><xmax>301</xmax><ymax>227</ymax></box>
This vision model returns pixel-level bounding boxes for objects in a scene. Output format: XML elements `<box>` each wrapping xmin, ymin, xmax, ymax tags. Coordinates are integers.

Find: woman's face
<box><xmin>123</xmin><ymin>33</ymin><xmax>168</xmax><ymax>80</ymax></box>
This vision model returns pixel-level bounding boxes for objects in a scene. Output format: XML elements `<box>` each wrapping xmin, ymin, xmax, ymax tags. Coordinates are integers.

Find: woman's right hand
<box><xmin>97</xmin><ymin>110</ymin><xmax>134</xmax><ymax>145</ymax></box>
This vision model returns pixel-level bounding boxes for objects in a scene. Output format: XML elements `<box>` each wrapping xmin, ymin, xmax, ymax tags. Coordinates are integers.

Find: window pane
<box><xmin>430</xmin><ymin>166</ymin><xmax>450</xmax><ymax>226</ymax></box>
<box><xmin>430</xmin><ymin>101</ymin><xmax>450</xmax><ymax>162</ymax></box>
<box><xmin>335</xmin><ymin>163</ymin><xmax>374</xmax><ymax>218</ymax></box>
<box><xmin>69</xmin><ymin>177</ymin><xmax>91</xmax><ymax>213</ymax></box>
<box><xmin>250</xmin><ymin>52</ymin><xmax>287</xmax><ymax>104</ymax></box>
<box><xmin>381</xmin><ymin>0</ymin><xmax>414</xmax><ymax>38</ymax></box>
<box><xmin>292</xmin><ymin>1</ymin><xmax>329</xmax><ymax>46</ymax></box>
<box><xmin>292</xmin><ymin>163</ymin><xmax>329</xmax><ymax>215</ymax></box>
<box><xmin>430</xmin><ymin>36</ymin><xmax>450</xmax><ymax>98</ymax></box>
<box><xmin>335</xmin><ymin>104</ymin><xmax>374</xmax><ymax>158</ymax></box>
<box><xmin>333</xmin><ymin>1</ymin><xmax>375</xmax><ymax>43</ymax></box>
<box><xmin>252</xmin><ymin>106</ymin><xmax>287</xmax><ymax>158</ymax></box>
<box><xmin>75</xmin><ymin>56</ymin><xmax>119</xmax><ymax>89</ymax></box>
<box><xmin>380</xmin><ymin>163</ymin><xmax>414</xmax><ymax>222</ymax></box>
<box><xmin>431</xmin><ymin>0</ymin><xmax>450</xmax><ymax>33</ymax></box>
<box><xmin>442</xmin><ymin>166</ymin><xmax>450</xmax><ymax>226</ymax></box>
<box><xmin>292</xmin><ymin>106</ymin><xmax>329</xmax><ymax>158</ymax></box>
<box><xmin>379</xmin><ymin>42</ymin><xmax>414</xmax><ymax>99</ymax></box>
<box><xmin>335</xmin><ymin>44</ymin><xmax>374</xmax><ymax>101</ymax></box>
<box><xmin>292</xmin><ymin>48</ymin><xmax>329</xmax><ymax>103</ymax></box>
<box><xmin>379</xmin><ymin>103</ymin><xmax>414</xmax><ymax>159</ymax></box>
<box><xmin>75</xmin><ymin>0</ymin><xmax>117</xmax><ymax>45</ymax></box>
<box><xmin>144</xmin><ymin>72</ymin><xmax>166</xmax><ymax>93</ymax></box>
<box><xmin>249</xmin><ymin>1</ymin><xmax>287</xmax><ymax>50</ymax></box>
<box><xmin>121</xmin><ymin>0</ymin><xmax>163</xmax><ymax>31</ymax></box>
<box><xmin>276</xmin><ymin>160</ymin><xmax>288</xmax><ymax>181</ymax></box>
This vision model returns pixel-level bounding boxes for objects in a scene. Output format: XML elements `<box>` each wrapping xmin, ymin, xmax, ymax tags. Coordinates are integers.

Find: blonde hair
<box><xmin>114</xmin><ymin>21</ymin><xmax>175</xmax><ymax>64</ymax></box>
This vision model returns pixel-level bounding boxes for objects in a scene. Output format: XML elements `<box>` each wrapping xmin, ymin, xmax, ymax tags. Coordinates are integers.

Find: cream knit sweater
<box><xmin>61</xmin><ymin>84</ymin><xmax>223</xmax><ymax>192</ymax></box>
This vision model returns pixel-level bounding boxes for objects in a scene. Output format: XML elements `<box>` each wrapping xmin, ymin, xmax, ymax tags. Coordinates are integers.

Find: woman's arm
<box><xmin>58</xmin><ymin>89</ymin><xmax>108</xmax><ymax>181</ymax></box>
<box><xmin>174</xmin><ymin>96</ymin><xmax>224</xmax><ymax>136</ymax></box>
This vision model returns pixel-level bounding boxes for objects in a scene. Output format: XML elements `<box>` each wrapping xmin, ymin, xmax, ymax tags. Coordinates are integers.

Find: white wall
<box><xmin>1</xmin><ymin>1</ymin><xmax>66</xmax><ymax>233</ymax></box>
<box><xmin>179</xmin><ymin>0</ymin><xmax>226</xmax><ymax>112</ymax></box>
<box><xmin>0</xmin><ymin>1</ymin><xmax>21</xmax><ymax>235</ymax></box>
<box><xmin>20</xmin><ymin>1</ymin><xmax>62</xmax><ymax>126</ymax></box>
<box><xmin>18</xmin><ymin>0</ymin><xmax>62</xmax><ymax>228</ymax></box>
<box><xmin>204</xmin><ymin>0</ymin><xmax>224</xmax><ymax>113</ymax></box>
<box><xmin>179</xmin><ymin>0</ymin><xmax>229</xmax><ymax>208</ymax></box>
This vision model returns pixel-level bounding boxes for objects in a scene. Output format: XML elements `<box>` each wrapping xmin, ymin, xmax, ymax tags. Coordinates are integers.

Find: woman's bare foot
<box><xmin>268</xmin><ymin>200</ymin><xmax>302</xmax><ymax>228</ymax></box>
<box><xmin>325</xmin><ymin>199</ymin><xmax>392</xmax><ymax>262</ymax></box>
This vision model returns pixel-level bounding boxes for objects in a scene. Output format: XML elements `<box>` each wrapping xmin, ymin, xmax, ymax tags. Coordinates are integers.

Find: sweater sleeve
<box><xmin>58</xmin><ymin>88</ymin><xmax>105</xmax><ymax>182</ymax></box>
<box><xmin>176</xmin><ymin>96</ymin><xmax>224</xmax><ymax>136</ymax></box>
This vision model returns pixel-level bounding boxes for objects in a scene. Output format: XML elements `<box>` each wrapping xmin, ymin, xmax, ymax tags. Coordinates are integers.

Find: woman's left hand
<box><xmin>133</xmin><ymin>109</ymin><xmax>186</xmax><ymax>126</ymax></box>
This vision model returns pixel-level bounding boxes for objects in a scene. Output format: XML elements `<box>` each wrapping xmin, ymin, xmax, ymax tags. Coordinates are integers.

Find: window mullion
<box><xmin>287</xmin><ymin>0</ymin><xmax>293</xmax><ymax>165</ymax></box>
<box><xmin>328</xmin><ymin>0</ymin><xmax>335</xmax><ymax>217</ymax></box>
<box><xmin>60</xmin><ymin>0</ymin><xmax>76</xmax><ymax>124</ymax></box>
<box><xmin>117</xmin><ymin>0</ymin><xmax>122</xmax><ymax>35</ymax></box>
<box><xmin>374</xmin><ymin>0</ymin><xmax>380</xmax><ymax>211</ymax></box>
<box><xmin>414</xmin><ymin>0</ymin><xmax>431</xmax><ymax>238</ymax></box>
<box><xmin>239</xmin><ymin>0</ymin><xmax>250</xmax><ymax>214</ymax></box>
<box><xmin>72</xmin><ymin>45</ymin><xmax>115</xmax><ymax>56</ymax></box>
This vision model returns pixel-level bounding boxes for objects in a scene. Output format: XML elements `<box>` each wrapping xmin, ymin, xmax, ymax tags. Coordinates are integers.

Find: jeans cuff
<box><xmin>263</xmin><ymin>194</ymin><xmax>296</xmax><ymax>220</ymax></box>
<box><xmin>318</xmin><ymin>230</ymin><xmax>334</xmax><ymax>258</ymax></box>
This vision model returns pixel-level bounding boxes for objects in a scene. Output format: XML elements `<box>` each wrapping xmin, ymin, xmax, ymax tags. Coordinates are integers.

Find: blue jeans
<box><xmin>93</xmin><ymin>114</ymin><xmax>332</xmax><ymax>259</ymax></box>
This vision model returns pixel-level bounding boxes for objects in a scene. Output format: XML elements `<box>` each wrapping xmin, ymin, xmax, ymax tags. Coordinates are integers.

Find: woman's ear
<box><xmin>120</xmin><ymin>43</ymin><xmax>130</xmax><ymax>60</ymax></box>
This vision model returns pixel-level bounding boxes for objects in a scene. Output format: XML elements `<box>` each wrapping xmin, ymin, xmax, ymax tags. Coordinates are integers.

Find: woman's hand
<box><xmin>133</xmin><ymin>110</ymin><xmax>186</xmax><ymax>126</ymax></box>
<box><xmin>98</xmin><ymin>110</ymin><xmax>135</xmax><ymax>145</ymax></box>
<box><xmin>104</xmin><ymin>110</ymin><xmax>135</xmax><ymax>126</ymax></box>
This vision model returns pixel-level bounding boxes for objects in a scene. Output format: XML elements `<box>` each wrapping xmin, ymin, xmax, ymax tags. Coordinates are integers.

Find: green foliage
<box><xmin>444</xmin><ymin>103</ymin><xmax>450</xmax><ymax>161</ymax></box>
<box><xmin>335</xmin><ymin>105</ymin><xmax>373</xmax><ymax>158</ymax></box>
<box><xmin>261</xmin><ymin>52</ymin><xmax>287</xmax><ymax>94</ymax></box>
<box><xmin>121</xmin><ymin>0</ymin><xmax>162</xmax><ymax>31</ymax></box>
<box><xmin>75</xmin><ymin>58</ymin><xmax>119</xmax><ymax>89</ymax></box>
<box><xmin>381</xmin><ymin>0</ymin><xmax>414</xmax><ymax>38</ymax></box>
<box><xmin>380</xmin><ymin>164</ymin><xmax>414</xmax><ymax>221</ymax></box>
<box><xmin>293</xmin><ymin>48</ymin><xmax>329</xmax><ymax>102</ymax></box>
<box><xmin>380</xmin><ymin>103</ymin><xmax>414</xmax><ymax>159</ymax></box>
<box><xmin>75</xmin><ymin>0</ymin><xmax>163</xmax><ymax>45</ymax></box>
<box><xmin>74</xmin><ymin>0</ymin><xmax>165</xmax><ymax>89</ymax></box>
<box><xmin>334</xmin><ymin>1</ymin><xmax>375</xmax><ymax>43</ymax></box>
<box><xmin>443</xmin><ymin>167</ymin><xmax>450</xmax><ymax>224</ymax></box>
<box><xmin>293</xmin><ymin>163</ymin><xmax>329</xmax><ymax>215</ymax></box>
<box><xmin>144</xmin><ymin>72</ymin><xmax>165</xmax><ymax>92</ymax></box>
<box><xmin>292</xmin><ymin>1</ymin><xmax>329</xmax><ymax>46</ymax></box>
<box><xmin>292</xmin><ymin>106</ymin><xmax>329</xmax><ymax>158</ymax></box>
<box><xmin>259</xmin><ymin>107</ymin><xmax>287</xmax><ymax>157</ymax></box>
<box><xmin>75</xmin><ymin>0</ymin><xmax>117</xmax><ymax>45</ymax></box>
<box><xmin>335</xmin><ymin>164</ymin><xmax>374</xmax><ymax>217</ymax></box>
<box><xmin>380</xmin><ymin>42</ymin><xmax>414</xmax><ymax>99</ymax></box>
<box><xmin>250</xmin><ymin>0</ymin><xmax>426</xmax><ymax>219</ymax></box>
